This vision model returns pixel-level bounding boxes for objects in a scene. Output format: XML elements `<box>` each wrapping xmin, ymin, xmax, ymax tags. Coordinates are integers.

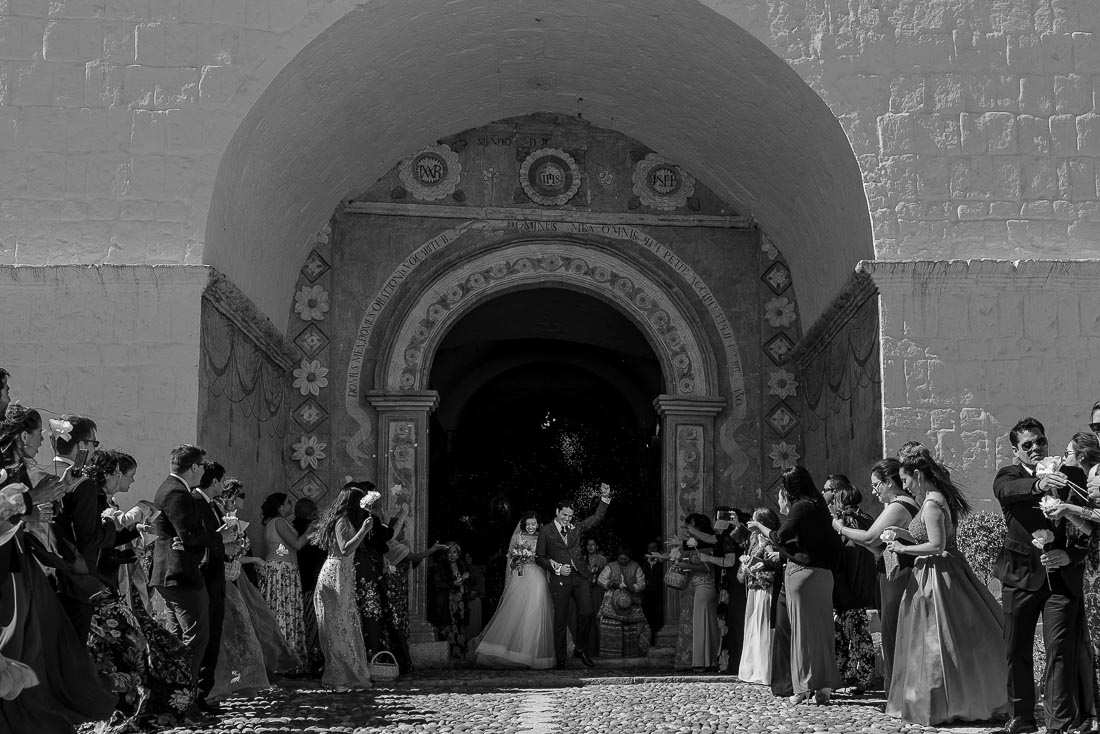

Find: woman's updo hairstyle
<box><xmin>83</xmin><ymin>450</ymin><xmax>119</xmax><ymax>487</ymax></box>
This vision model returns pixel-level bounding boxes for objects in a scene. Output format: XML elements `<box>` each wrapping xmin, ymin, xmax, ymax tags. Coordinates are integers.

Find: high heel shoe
<box><xmin>814</xmin><ymin>688</ymin><xmax>832</xmax><ymax>705</ymax></box>
<box><xmin>789</xmin><ymin>692</ymin><xmax>812</xmax><ymax>705</ymax></box>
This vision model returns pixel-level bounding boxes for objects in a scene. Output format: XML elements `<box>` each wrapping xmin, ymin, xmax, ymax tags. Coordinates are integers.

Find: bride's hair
<box><xmin>519</xmin><ymin>510</ymin><xmax>542</xmax><ymax>528</ymax></box>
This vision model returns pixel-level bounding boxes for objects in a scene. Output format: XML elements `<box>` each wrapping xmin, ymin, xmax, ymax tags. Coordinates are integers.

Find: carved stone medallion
<box><xmin>398</xmin><ymin>144</ymin><xmax>462</xmax><ymax>201</ymax></box>
<box><xmin>519</xmin><ymin>148</ymin><xmax>582</xmax><ymax>206</ymax></box>
<box><xmin>632</xmin><ymin>153</ymin><xmax>695</xmax><ymax>211</ymax></box>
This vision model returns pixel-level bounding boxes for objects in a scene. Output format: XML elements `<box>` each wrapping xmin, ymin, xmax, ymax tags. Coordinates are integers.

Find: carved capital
<box><xmin>366</xmin><ymin>390</ymin><xmax>440</xmax><ymax>414</ymax></box>
<box><xmin>652</xmin><ymin>394</ymin><xmax>725</xmax><ymax>417</ymax></box>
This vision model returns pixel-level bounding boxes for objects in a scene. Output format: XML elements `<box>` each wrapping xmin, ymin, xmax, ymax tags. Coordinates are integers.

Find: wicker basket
<box><xmin>369</xmin><ymin>650</ymin><xmax>400</xmax><ymax>682</ymax></box>
<box><xmin>663</xmin><ymin>566</ymin><xmax>689</xmax><ymax>590</ymax></box>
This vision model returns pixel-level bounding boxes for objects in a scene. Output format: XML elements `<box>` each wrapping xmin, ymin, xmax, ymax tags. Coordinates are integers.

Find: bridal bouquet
<box><xmin>508</xmin><ymin>538</ymin><xmax>536</xmax><ymax>576</ymax></box>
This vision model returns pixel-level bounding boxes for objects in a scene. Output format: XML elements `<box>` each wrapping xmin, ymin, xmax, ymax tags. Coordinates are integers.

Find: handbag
<box><xmin>663</xmin><ymin>565</ymin><xmax>689</xmax><ymax>590</ymax></box>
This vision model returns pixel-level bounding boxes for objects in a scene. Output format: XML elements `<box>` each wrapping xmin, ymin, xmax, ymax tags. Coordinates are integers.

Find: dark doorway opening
<box><xmin>427</xmin><ymin>287</ymin><xmax>663</xmax><ymax>583</ymax></box>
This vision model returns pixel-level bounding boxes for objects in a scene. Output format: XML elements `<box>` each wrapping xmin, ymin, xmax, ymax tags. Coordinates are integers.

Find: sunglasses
<box><xmin>1090</xmin><ymin>422</ymin><xmax>1100</xmax><ymax>434</ymax></box>
<box><xmin>1017</xmin><ymin>436</ymin><xmax>1048</xmax><ymax>452</ymax></box>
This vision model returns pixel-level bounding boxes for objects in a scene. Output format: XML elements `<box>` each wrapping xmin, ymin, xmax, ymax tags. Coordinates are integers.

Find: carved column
<box><xmin>653</xmin><ymin>394</ymin><xmax>727</xmax><ymax>647</ymax></box>
<box><xmin>366</xmin><ymin>390</ymin><xmax>439</xmax><ymax>643</ymax></box>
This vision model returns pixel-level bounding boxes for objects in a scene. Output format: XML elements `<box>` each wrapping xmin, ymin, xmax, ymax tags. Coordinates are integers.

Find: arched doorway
<box><xmin>426</xmin><ymin>288</ymin><xmax>663</xmax><ymax>574</ymax></box>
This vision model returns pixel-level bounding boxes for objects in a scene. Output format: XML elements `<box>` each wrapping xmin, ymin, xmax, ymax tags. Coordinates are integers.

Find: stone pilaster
<box><xmin>653</xmin><ymin>394</ymin><xmax>726</xmax><ymax>647</ymax></box>
<box><xmin>366</xmin><ymin>390</ymin><xmax>439</xmax><ymax>643</ymax></box>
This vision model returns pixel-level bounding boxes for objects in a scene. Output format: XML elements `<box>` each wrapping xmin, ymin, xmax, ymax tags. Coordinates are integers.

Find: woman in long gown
<box><xmin>884</xmin><ymin>447</ymin><xmax>1009</xmax><ymax>725</ymax></box>
<box><xmin>210</xmin><ymin>479</ymin><xmax>274</xmax><ymax>701</ymax></box>
<box><xmin>311</xmin><ymin>485</ymin><xmax>374</xmax><ymax>690</ymax></box>
<box><xmin>674</xmin><ymin>513</ymin><xmax>721</xmax><ymax>671</ymax></box>
<box><xmin>383</xmin><ymin>504</ymin><xmax>448</xmax><ymax>675</ymax></box>
<box><xmin>737</xmin><ymin>508</ymin><xmax>780</xmax><ymax>684</ymax></box>
<box><xmin>0</xmin><ymin>405</ymin><xmax>117</xmax><ymax>733</ymax></box>
<box><xmin>474</xmin><ymin>512</ymin><xmax>555</xmax><ymax>669</ymax></box>
<box><xmin>259</xmin><ymin>492</ymin><xmax>309</xmax><ymax>670</ymax></box>
<box><xmin>348</xmin><ymin>481</ymin><xmax>399</xmax><ymax>667</ymax></box>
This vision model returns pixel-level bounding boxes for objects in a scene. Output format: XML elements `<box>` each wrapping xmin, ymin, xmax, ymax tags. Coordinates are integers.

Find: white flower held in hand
<box><xmin>1039</xmin><ymin>495</ymin><xmax>1061</xmax><ymax>515</ymax></box>
<box><xmin>1035</xmin><ymin>456</ymin><xmax>1061</xmax><ymax>476</ymax></box>
<box><xmin>360</xmin><ymin>490</ymin><xmax>382</xmax><ymax>510</ymax></box>
<box><xmin>880</xmin><ymin>528</ymin><xmax>897</xmax><ymax>542</ymax></box>
<box><xmin>1031</xmin><ymin>528</ymin><xmax>1055</xmax><ymax>549</ymax></box>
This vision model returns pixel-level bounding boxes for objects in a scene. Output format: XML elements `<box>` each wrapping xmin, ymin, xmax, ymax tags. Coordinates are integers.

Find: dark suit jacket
<box><xmin>193</xmin><ymin>490</ymin><xmax>226</xmax><ymax>590</ymax></box>
<box><xmin>535</xmin><ymin>500</ymin><xmax>609</xmax><ymax>580</ymax></box>
<box><xmin>993</xmin><ymin>463</ymin><xmax>1088</xmax><ymax>594</ymax></box>
<box><xmin>150</xmin><ymin>475</ymin><xmax>218</xmax><ymax>589</ymax></box>
<box><xmin>54</xmin><ymin>476</ymin><xmax>117</xmax><ymax>575</ymax></box>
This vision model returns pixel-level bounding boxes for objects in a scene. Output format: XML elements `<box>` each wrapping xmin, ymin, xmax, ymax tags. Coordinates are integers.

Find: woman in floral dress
<box><xmin>259</xmin><ymin>492</ymin><xmax>310</xmax><ymax>669</ymax></box>
<box><xmin>86</xmin><ymin>449</ymin><xmax>198</xmax><ymax>732</ymax></box>
<box><xmin>348</xmin><ymin>481</ymin><xmax>395</xmax><ymax>663</ymax></box>
<box><xmin>428</xmin><ymin>542</ymin><xmax>469</xmax><ymax>658</ymax></box>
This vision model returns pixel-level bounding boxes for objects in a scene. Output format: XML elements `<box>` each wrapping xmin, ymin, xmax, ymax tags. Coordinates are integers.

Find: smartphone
<box><xmin>71</xmin><ymin>449</ymin><xmax>89</xmax><ymax>472</ymax></box>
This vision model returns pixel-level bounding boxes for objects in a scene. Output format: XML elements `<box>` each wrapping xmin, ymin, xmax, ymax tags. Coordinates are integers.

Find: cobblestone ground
<box><xmin>159</xmin><ymin>672</ymin><xmax>1001</xmax><ymax>734</ymax></box>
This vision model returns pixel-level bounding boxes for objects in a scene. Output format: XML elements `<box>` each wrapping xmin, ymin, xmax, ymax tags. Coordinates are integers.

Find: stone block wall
<box><xmin>0</xmin><ymin>264</ymin><xmax>207</xmax><ymax>506</ymax></box>
<box><xmin>866</xmin><ymin>259</ymin><xmax>1099</xmax><ymax>508</ymax></box>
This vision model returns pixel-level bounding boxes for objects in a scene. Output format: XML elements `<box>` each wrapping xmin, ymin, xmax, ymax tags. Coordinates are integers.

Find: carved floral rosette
<box><xmin>398</xmin><ymin>144</ymin><xmax>462</xmax><ymax>201</ymax></box>
<box><xmin>632</xmin><ymin>153</ymin><xmax>695</xmax><ymax>211</ymax></box>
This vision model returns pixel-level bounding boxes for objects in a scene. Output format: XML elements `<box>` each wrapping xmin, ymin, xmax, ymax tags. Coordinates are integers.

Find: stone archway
<box><xmin>359</xmin><ymin>236</ymin><xmax>732</xmax><ymax>644</ymax></box>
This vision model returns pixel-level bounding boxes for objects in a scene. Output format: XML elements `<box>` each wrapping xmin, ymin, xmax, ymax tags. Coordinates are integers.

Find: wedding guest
<box><xmin>463</xmin><ymin>550</ymin><xmax>487</xmax><ymax>641</ymax></box>
<box><xmin>596</xmin><ymin>545</ymin><xmax>651</xmax><ymax>657</ymax></box>
<box><xmin>885</xmin><ymin>446</ymin><xmax>1008</xmax><ymax>725</ymax></box>
<box><xmin>259</xmin><ymin>492</ymin><xmax>309</xmax><ymax>670</ymax></box>
<box><xmin>994</xmin><ymin>418</ymin><xmax>1089</xmax><ymax>734</ymax></box>
<box><xmin>383</xmin><ymin>508</ymin><xmax>447</xmax><ymax>675</ymax></box>
<box><xmin>0</xmin><ymin>412</ymin><xmax>116</xmax><ymax>733</ymax></box>
<box><xmin>736</xmin><ymin>508</ymin><xmax>780</xmax><ymax>684</ymax></box>
<box><xmin>829</xmin><ymin>486</ymin><xmax>877</xmax><ymax>693</ymax></box>
<box><xmin>429</xmin><ymin>541</ymin><xmax>470</xmax><ymax>657</ymax></box>
<box><xmin>348</xmin><ymin>481</ymin><xmax>396</xmax><ymax>664</ymax></box>
<box><xmin>311</xmin><ymin>485</ymin><xmax>374</xmax><ymax>691</ymax></box>
<box><xmin>293</xmin><ymin>496</ymin><xmax>325</xmax><ymax>675</ymax></box>
<box><xmin>831</xmin><ymin>457</ymin><xmax>919</xmax><ymax>695</ymax></box>
<box><xmin>51</xmin><ymin>413</ymin><xmax>111</xmax><ymax>639</ymax></box>
<box><xmin>1040</xmin><ymin>432</ymin><xmax>1100</xmax><ymax>732</ymax></box>
<box><xmin>208</xmin><ymin>478</ymin><xmax>270</xmax><ymax>701</ymax></box>
<box><xmin>86</xmin><ymin>450</ymin><xmax>198</xmax><ymax>732</ymax></box>
<box><xmin>749</xmin><ymin>465</ymin><xmax>842</xmax><ymax>705</ymax></box>
<box><xmin>585</xmin><ymin>538</ymin><xmax>608</xmax><ymax>655</ymax></box>
<box><xmin>150</xmin><ymin>444</ymin><xmax>234</xmax><ymax>716</ymax></box>
<box><xmin>674</xmin><ymin>513</ymin><xmax>720</xmax><ymax>671</ymax></box>
<box><xmin>641</xmin><ymin>539</ymin><xmax>664</xmax><ymax>644</ymax></box>
<box><xmin>191</xmin><ymin>462</ymin><xmax>232</xmax><ymax>712</ymax></box>
<box><xmin>694</xmin><ymin>506</ymin><xmax>750</xmax><ymax>672</ymax></box>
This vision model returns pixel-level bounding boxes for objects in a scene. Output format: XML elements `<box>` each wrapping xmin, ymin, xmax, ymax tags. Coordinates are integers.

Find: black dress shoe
<box><xmin>195</xmin><ymin>698</ymin><xmax>222</xmax><ymax>715</ymax></box>
<box><xmin>577</xmin><ymin>650</ymin><xmax>595</xmax><ymax>668</ymax></box>
<box><xmin>992</xmin><ymin>718</ymin><xmax>1038</xmax><ymax>734</ymax></box>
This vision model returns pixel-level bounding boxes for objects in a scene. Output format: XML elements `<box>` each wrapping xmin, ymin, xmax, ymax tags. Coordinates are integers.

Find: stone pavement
<box><xmin>160</xmin><ymin>669</ymin><xmax>1005</xmax><ymax>734</ymax></box>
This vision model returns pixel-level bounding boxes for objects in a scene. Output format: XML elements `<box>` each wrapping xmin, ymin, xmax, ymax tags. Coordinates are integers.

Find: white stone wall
<box><xmin>0</xmin><ymin>1</ymin><xmax>1096</xmax><ymax>315</ymax></box>
<box><xmin>0</xmin><ymin>264</ymin><xmax>208</xmax><ymax>507</ymax></box>
<box><xmin>867</xmin><ymin>259</ymin><xmax>1099</xmax><ymax>507</ymax></box>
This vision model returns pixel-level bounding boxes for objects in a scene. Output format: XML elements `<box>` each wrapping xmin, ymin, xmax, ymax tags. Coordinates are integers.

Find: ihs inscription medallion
<box><xmin>398</xmin><ymin>144</ymin><xmax>462</xmax><ymax>201</ymax></box>
<box><xmin>519</xmin><ymin>148</ymin><xmax>582</xmax><ymax>206</ymax></box>
<box><xmin>632</xmin><ymin>153</ymin><xmax>695</xmax><ymax>210</ymax></box>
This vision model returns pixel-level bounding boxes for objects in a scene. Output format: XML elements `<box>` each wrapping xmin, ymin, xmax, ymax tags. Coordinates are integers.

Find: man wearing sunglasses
<box><xmin>993</xmin><ymin>418</ymin><xmax>1090</xmax><ymax>734</ymax></box>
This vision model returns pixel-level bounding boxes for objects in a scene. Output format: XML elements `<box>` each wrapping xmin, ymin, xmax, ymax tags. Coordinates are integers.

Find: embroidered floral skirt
<box><xmin>259</xmin><ymin>560</ymin><xmax>307</xmax><ymax>671</ymax></box>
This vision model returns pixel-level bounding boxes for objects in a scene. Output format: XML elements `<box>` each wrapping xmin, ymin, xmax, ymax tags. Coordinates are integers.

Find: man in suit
<box><xmin>49</xmin><ymin>414</ymin><xmax>112</xmax><ymax>640</ymax></box>
<box><xmin>193</xmin><ymin>461</ymin><xmax>233</xmax><ymax>713</ymax></box>
<box><xmin>150</xmin><ymin>444</ymin><xmax>233</xmax><ymax>715</ymax></box>
<box><xmin>994</xmin><ymin>417</ymin><xmax>1090</xmax><ymax>734</ymax></box>
<box><xmin>535</xmin><ymin>484</ymin><xmax>611</xmax><ymax>668</ymax></box>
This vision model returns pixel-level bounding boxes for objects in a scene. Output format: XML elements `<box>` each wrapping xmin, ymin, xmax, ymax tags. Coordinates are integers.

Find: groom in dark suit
<box><xmin>536</xmin><ymin>484</ymin><xmax>611</xmax><ymax>668</ymax></box>
<box><xmin>993</xmin><ymin>417</ymin><xmax>1089</xmax><ymax>734</ymax></box>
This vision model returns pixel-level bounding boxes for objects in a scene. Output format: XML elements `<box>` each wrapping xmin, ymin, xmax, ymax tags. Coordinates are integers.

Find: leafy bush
<box><xmin>957</xmin><ymin>510</ymin><xmax>1006</xmax><ymax>587</ymax></box>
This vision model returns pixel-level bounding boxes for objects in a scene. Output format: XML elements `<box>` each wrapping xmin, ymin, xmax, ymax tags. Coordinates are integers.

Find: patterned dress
<box><xmin>260</xmin><ymin>518</ymin><xmax>308</xmax><ymax>670</ymax></box>
<box><xmin>315</xmin><ymin>539</ymin><xmax>372</xmax><ymax>690</ymax></box>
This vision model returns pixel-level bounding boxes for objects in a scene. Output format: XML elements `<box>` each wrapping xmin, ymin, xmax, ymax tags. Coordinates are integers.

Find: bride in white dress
<box><xmin>475</xmin><ymin>511</ymin><xmax>555</xmax><ymax>669</ymax></box>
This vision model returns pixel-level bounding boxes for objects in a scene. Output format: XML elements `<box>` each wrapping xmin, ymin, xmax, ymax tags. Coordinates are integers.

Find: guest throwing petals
<box><xmin>886</xmin><ymin>446</ymin><xmax>1008</xmax><ymax>726</ymax></box>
